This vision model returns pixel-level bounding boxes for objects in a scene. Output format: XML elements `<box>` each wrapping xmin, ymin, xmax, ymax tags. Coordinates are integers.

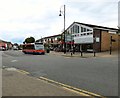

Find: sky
<box><xmin>0</xmin><ymin>0</ymin><xmax>119</xmax><ymax>44</ymax></box>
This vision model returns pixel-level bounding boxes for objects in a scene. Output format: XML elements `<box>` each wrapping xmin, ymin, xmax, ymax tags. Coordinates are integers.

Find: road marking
<box><xmin>39</xmin><ymin>76</ymin><xmax>105</xmax><ymax>98</ymax></box>
<box><xmin>11</xmin><ymin>60</ymin><xmax>18</xmax><ymax>62</ymax></box>
<box><xmin>5</xmin><ymin>67</ymin><xmax>17</xmax><ymax>71</ymax></box>
<box><xmin>3</xmin><ymin>67</ymin><xmax>105</xmax><ymax>98</ymax></box>
<box><xmin>17</xmin><ymin>69</ymin><xmax>30</xmax><ymax>75</ymax></box>
<box><xmin>62</xmin><ymin>87</ymin><xmax>89</xmax><ymax>96</ymax></box>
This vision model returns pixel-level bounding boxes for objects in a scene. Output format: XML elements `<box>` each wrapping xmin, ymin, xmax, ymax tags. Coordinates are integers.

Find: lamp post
<box><xmin>59</xmin><ymin>5</ymin><xmax>66</xmax><ymax>54</ymax></box>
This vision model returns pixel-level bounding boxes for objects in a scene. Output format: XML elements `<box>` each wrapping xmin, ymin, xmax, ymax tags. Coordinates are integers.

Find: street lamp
<box><xmin>59</xmin><ymin>5</ymin><xmax>66</xmax><ymax>54</ymax></box>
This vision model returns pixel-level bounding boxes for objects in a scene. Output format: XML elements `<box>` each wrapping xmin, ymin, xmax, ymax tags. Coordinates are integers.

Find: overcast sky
<box><xmin>0</xmin><ymin>0</ymin><xmax>119</xmax><ymax>44</ymax></box>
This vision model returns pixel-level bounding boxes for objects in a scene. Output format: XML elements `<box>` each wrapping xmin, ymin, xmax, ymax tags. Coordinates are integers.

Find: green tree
<box><xmin>24</xmin><ymin>37</ymin><xmax>35</xmax><ymax>43</ymax></box>
<box><xmin>14</xmin><ymin>43</ymin><xmax>18</xmax><ymax>46</ymax></box>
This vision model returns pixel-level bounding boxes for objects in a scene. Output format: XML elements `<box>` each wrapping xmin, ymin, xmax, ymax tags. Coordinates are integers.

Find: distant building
<box><xmin>0</xmin><ymin>39</ymin><xmax>13</xmax><ymax>50</ymax></box>
<box><xmin>36</xmin><ymin>34</ymin><xmax>62</xmax><ymax>51</ymax></box>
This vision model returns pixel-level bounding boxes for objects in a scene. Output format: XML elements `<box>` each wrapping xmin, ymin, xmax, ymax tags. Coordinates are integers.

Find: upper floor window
<box><xmin>81</xmin><ymin>26</ymin><xmax>92</xmax><ymax>33</ymax></box>
<box><xmin>81</xmin><ymin>27</ymin><xmax>84</xmax><ymax>32</ymax></box>
<box><xmin>83</xmin><ymin>28</ymin><xmax>86</xmax><ymax>32</ymax></box>
<box><xmin>74</xmin><ymin>25</ymin><xmax>79</xmax><ymax>33</ymax></box>
<box><xmin>70</xmin><ymin>25</ymin><xmax>79</xmax><ymax>34</ymax></box>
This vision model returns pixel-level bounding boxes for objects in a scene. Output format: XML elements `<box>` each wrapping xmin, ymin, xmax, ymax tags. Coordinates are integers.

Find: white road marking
<box><xmin>5</xmin><ymin>67</ymin><xmax>17</xmax><ymax>71</ymax></box>
<box><xmin>11</xmin><ymin>60</ymin><xmax>18</xmax><ymax>62</ymax></box>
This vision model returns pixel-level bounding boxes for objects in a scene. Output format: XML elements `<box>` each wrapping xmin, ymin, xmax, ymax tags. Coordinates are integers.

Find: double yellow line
<box><xmin>17</xmin><ymin>69</ymin><xmax>105</xmax><ymax>98</ymax></box>
<box><xmin>39</xmin><ymin>76</ymin><xmax>105</xmax><ymax>98</ymax></box>
<box><xmin>17</xmin><ymin>69</ymin><xmax>30</xmax><ymax>75</ymax></box>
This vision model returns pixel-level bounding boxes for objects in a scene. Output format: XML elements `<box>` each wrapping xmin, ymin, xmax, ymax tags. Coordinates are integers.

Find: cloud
<box><xmin>0</xmin><ymin>0</ymin><xmax>119</xmax><ymax>43</ymax></box>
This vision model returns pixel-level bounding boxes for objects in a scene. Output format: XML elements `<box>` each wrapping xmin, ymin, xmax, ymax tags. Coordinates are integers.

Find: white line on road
<box><xmin>11</xmin><ymin>60</ymin><xmax>18</xmax><ymax>62</ymax></box>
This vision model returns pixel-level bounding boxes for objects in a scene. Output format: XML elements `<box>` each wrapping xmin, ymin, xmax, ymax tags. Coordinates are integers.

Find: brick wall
<box><xmin>101</xmin><ymin>31</ymin><xmax>119</xmax><ymax>51</ymax></box>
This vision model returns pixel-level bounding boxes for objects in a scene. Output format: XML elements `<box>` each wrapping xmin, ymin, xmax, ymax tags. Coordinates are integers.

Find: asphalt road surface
<box><xmin>2</xmin><ymin>50</ymin><xmax>118</xmax><ymax>96</ymax></box>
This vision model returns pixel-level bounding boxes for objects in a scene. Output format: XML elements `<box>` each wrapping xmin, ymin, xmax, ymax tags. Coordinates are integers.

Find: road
<box><xmin>2</xmin><ymin>50</ymin><xmax>118</xmax><ymax>96</ymax></box>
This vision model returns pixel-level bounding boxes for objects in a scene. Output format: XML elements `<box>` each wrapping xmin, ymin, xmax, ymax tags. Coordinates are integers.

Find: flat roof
<box><xmin>36</xmin><ymin>34</ymin><xmax>61</xmax><ymax>42</ymax></box>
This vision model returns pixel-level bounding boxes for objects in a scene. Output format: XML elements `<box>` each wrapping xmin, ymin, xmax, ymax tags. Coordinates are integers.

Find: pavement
<box><xmin>2</xmin><ymin>68</ymin><xmax>88</xmax><ymax>96</ymax></box>
<box><xmin>49</xmin><ymin>50</ymin><xmax>118</xmax><ymax>58</ymax></box>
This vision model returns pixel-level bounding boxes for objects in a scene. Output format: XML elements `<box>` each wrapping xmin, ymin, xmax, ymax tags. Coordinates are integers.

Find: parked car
<box><xmin>13</xmin><ymin>45</ymin><xmax>18</xmax><ymax>50</ymax></box>
<box><xmin>0</xmin><ymin>46</ymin><xmax>6</xmax><ymax>51</ymax></box>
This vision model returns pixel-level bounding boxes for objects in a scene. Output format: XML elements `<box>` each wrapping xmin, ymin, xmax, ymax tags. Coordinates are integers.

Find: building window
<box><xmin>71</xmin><ymin>28</ymin><xmax>72</xmax><ymax>34</ymax></box>
<box><xmin>83</xmin><ymin>28</ymin><xmax>86</xmax><ymax>32</ymax></box>
<box><xmin>74</xmin><ymin>25</ymin><xmax>79</xmax><ymax>33</ymax></box>
<box><xmin>81</xmin><ymin>27</ymin><xmax>91</xmax><ymax>32</ymax></box>
<box><xmin>70</xmin><ymin>25</ymin><xmax>80</xmax><ymax>34</ymax></box>
<box><xmin>73</xmin><ymin>26</ymin><xmax>74</xmax><ymax>34</ymax></box>
<box><xmin>87</xmin><ymin>33</ymin><xmax>90</xmax><ymax>35</ymax></box>
<box><xmin>90</xmin><ymin>32</ymin><xmax>93</xmax><ymax>34</ymax></box>
<box><xmin>81</xmin><ymin>27</ymin><xmax>84</xmax><ymax>32</ymax></box>
<box><xmin>87</xmin><ymin>29</ymin><xmax>92</xmax><ymax>31</ymax></box>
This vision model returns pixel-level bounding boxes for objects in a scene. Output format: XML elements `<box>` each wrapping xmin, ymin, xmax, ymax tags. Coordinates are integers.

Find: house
<box><xmin>36</xmin><ymin>34</ymin><xmax>62</xmax><ymax>51</ymax></box>
<box><xmin>0</xmin><ymin>39</ymin><xmax>13</xmax><ymax>50</ymax></box>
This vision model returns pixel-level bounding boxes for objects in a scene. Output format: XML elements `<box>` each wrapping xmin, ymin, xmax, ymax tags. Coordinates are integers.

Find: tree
<box><xmin>14</xmin><ymin>43</ymin><xmax>18</xmax><ymax>46</ymax></box>
<box><xmin>24</xmin><ymin>37</ymin><xmax>35</xmax><ymax>43</ymax></box>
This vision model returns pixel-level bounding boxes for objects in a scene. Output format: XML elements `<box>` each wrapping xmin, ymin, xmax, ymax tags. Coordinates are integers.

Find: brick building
<box><xmin>64</xmin><ymin>22</ymin><xmax>119</xmax><ymax>52</ymax></box>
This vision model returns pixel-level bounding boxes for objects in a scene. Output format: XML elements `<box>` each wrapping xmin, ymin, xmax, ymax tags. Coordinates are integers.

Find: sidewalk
<box><xmin>49</xmin><ymin>50</ymin><xmax>118</xmax><ymax>58</ymax></box>
<box><xmin>2</xmin><ymin>68</ymin><xmax>86</xmax><ymax>96</ymax></box>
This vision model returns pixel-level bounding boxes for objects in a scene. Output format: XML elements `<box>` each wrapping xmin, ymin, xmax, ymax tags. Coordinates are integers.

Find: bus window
<box><xmin>35</xmin><ymin>43</ymin><xmax>44</xmax><ymax>50</ymax></box>
<box><xmin>23</xmin><ymin>44</ymin><xmax>35</xmax><ymax>50</ymax></box>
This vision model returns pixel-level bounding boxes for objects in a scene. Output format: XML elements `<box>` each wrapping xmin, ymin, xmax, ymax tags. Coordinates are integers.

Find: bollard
<box><xmin>94</xmin><ymin>51</ymin><xmax>96</xmax><ymax>57</ymax></box>
<box><xmin>81</xmin><ymin>51</ymin><xmax>83</xmax><ymax>57</ymax></box>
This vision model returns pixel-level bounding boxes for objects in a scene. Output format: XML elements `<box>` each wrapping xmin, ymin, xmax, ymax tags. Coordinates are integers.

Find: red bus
<box><xmin>22</xmin><ymin>42</ymin><xmax>45</xmax><ymax>55</ymax></box>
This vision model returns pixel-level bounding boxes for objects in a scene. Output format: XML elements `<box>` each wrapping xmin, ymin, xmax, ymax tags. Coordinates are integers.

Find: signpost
<box><xmin>93</xmin><ymin>37</ymin><xmax>96</xmax><ymax>57</ymax></box>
